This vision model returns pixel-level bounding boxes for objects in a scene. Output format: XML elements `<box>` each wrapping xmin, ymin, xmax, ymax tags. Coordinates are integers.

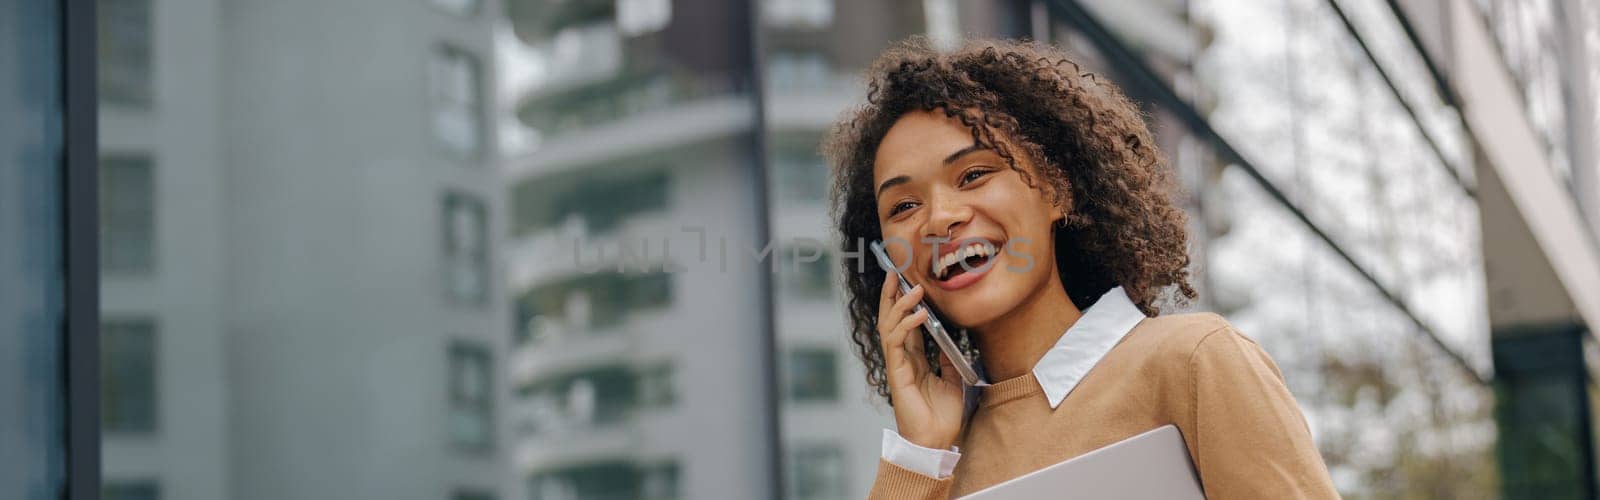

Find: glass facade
<box><xmin>1</xmin><ymin>0</ymin><xmax>65</xmax><ymax>498</ymax></box>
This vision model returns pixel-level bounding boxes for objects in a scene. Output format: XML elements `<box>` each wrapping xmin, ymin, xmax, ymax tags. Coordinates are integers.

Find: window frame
<box><xmin>442</xmin><ymin>190</ymin><xmax>490</xmax><ymax>307</ymax></box>
<box><xmin>428</xmin><ymin>43</ymin><xmax>486</xmax><ymax>161</ymax></box>
<box><xmin>99</xmin><ymin>317</ymin><xmax>157</xmax><ymax>435</ymax></box>
<box><xmin>447</xmin><ymin>339</ymin><xmax>495</xmax><ymax>454</ymax></box>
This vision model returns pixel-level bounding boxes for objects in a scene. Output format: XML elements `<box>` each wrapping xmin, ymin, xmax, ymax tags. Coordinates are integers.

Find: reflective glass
<box><xmin>1</xmin><ymin>0</ymin><xmax>65</xmax><ymax>498</ymax></box>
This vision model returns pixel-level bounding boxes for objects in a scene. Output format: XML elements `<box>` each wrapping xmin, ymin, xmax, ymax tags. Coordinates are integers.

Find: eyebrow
<box><xmin>876</xmin><ymin>143</ymin><xmax>991</xmax><ymax>197</ymax></box>
<box><xmin>942</xmin><ymin>143</ymin><xmax>989</xmax><ymax>165</ymax></box>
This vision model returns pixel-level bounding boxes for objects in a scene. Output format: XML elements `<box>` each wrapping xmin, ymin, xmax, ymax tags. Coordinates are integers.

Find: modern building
<box><xmin>30</xmin><ymin>0</ymin><xmax>1591</xmax><ymax>499</ymax></box>
<box><xmin>97</xmin><ymin>0</ymin><xmax>506</xmax><ymax>499</ymax></box>
<box><xmin>498</xmin><ymin>1</ymin><xmax>777</xmax><ymax>499</ymax></box>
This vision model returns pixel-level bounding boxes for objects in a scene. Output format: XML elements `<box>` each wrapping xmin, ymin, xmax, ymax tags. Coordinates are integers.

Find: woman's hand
<box><xmin>878</xmin><ymin>272</ymin><xmax>967</xmax><ymax>451</ymax></box>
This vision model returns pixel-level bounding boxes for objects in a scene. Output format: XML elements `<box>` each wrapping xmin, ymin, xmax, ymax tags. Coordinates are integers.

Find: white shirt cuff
<box><xmin>880</xmin><ymin>428</ymin><xmax>961</xmax><ymax>479</ymax></box>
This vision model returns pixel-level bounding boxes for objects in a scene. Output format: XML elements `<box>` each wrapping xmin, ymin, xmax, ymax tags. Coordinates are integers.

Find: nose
<box><xmin>922</xmin><ymin>193</ymin><xmax>972</xmax><ymax>242</ymax></box>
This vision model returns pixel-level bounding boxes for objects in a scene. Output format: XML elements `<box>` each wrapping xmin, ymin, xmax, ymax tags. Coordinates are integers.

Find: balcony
<box><xmin>506</xmin><ymin>0</ymin><xmax>614</xmax><ymax>43</ymax></box>
<box><xmin>508</xmin><ymin>326</ymin><xmax>635</xmax><ymax>386</ymax></box>
<box><xmin>516</xmin><ymin>69</ymin><xmax>746</xmax><ymax>140</ymax></box>
<box><xmin>507</xmin><ymin>210</ymin><xmax>675</xmax><ymax>291</ymax></box>
<box><xmin>513</xmin><ymin>425</ymin><xmax>639</xmax><ymax>472</ymax></box>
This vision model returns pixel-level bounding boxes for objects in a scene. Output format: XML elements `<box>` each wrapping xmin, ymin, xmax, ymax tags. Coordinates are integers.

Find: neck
<box><xmin>971</xmin><ymin>270</ymin><xmax>1082</xmax><ymax>381</ymax></box>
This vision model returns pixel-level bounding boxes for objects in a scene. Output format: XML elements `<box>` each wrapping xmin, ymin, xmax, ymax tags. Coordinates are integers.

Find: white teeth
<box><xmin>935</xmin><ymin>242</ymin><xmax>996</xmax><ymax>279</ymax></box>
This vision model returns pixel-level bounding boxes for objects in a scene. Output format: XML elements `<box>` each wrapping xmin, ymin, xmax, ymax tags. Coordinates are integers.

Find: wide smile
<box><xmin>931</xmin><ymin>237</ymin><xmax>1001</xmax><ymax>291</ymax></box>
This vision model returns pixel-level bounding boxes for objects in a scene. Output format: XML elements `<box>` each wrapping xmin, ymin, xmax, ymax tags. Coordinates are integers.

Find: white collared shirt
<box><xmin>881</xmin><ymin>286</ymin><xmax>1146</xmax><ymax>478</ymax></box>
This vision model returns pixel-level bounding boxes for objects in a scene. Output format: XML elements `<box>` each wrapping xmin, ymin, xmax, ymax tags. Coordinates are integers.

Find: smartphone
<box><xmin>870</xmin><ymin>240</ymin><xmax>986</xmax><ymax>386</ymax></box>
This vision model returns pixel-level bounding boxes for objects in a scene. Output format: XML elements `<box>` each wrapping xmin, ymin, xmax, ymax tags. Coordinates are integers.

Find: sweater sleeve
<box><xmin>867</xmin><ymin>457</ymin><xmax>955</xmax><ymax>500</ymax></box>
<box><xmin>1185</xmin><ymin>327</ymin><xmax>1340</xmax><ymax>499</ymax></box>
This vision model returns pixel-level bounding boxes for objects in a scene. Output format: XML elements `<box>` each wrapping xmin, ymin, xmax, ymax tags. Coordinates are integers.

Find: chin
<box><xmin>938</xmin><ymin>284</ymin><xmax>1022</xmax><ymax>330</ymax></box>
<box><xmin>935</xmin><ymin>264</ymin><xmax>1050</xmax><ymax>332</ymax></box>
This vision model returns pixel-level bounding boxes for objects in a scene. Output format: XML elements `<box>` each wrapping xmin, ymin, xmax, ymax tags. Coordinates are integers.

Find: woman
<box><xmin>822</xmin><ymin>38</ymin><xmax>1339</xmax><ymax>498</ymax></box>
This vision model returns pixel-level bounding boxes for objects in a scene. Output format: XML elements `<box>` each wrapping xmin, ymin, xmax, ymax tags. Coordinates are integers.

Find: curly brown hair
<box><xmin>822</xmin><ymin>37</ymin><xmax>1197</xmax><ymax>402</ymax></box>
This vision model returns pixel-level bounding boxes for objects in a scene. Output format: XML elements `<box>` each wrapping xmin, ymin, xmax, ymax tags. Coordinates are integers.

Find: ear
<box><xmin>1047</xmin><ymin>198</ymin><xmax>1067</xmax><ymax>227</ymax></box>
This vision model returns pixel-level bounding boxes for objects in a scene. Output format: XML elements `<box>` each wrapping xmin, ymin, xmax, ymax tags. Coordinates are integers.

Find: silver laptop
<box><xmin>958</xmin><ymin>425</ymin><xmax>1205</xmax><ymax>499</ymax></box>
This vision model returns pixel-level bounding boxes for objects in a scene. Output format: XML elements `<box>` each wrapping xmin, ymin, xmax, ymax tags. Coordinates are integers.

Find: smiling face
<box><xmin>873</xmin><ymin>109</ymin><xmax>1065</xmax><ymax>329</ymax></box>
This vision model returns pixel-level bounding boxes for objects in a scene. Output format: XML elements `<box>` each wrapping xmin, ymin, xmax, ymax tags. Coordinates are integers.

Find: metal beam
<box><xmin>1322</xmin><ymin>0</ymin><xmax>1475</xmax><ymax>198</ymax></box>
<box><xmin>1382</xmin><ymin>0</ymin><xmax>1462</xmax><ymax>108</ymax></box>
<box><xmin>62</xmin><ymin>0</ymin><xmax>101</xmax><ymax>498</ymax></box>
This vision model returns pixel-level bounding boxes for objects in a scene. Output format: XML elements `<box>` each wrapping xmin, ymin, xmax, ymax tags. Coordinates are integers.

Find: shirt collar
<box><xmin>1032</xmin><ymin>286</ymin><xmax>1146</xmax><ymax>409</ymax></box>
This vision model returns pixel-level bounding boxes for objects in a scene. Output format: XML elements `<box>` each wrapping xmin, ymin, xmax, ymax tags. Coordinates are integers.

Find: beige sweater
<box><xmin>868</xmin><ymin>313</ymin><xmax>1340</xmax><ymax>499</ymax></box>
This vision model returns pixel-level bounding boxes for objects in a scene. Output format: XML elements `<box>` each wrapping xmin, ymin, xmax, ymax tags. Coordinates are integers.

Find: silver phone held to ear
<box><xmin>870</xmin><ymin>240</ymin><xmax>986</xmax><ymax>386</ymax></box>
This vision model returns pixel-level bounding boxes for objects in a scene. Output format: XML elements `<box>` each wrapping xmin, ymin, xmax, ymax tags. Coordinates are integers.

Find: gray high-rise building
<box><xmin>97</xmin><ymin>0</ymin><xmax>505</xmax><ymax>499</ymax></box>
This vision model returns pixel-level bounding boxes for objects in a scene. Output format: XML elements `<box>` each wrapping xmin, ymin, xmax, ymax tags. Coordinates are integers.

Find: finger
<box><xmin>889</xmin><ymin>284</ymin><xmax>924</xmax><ymax>319</ymax></box>
<box><xmin>878</xmin><ymin>284</ymin><xmax>923</xmax><ymax>343</ymax></box>
<box><xmin>884</xmin><ymin>307</ymin><xmax>927</xmax><ymax>357</ymax></box>
<box><xmin>893</xmin><ymin>309</ymin><xmax>931</xmax><ymax>378</ymax></box>
<box><xmin>878</xmin><ymin>270</ymin><xmax>898</xmax><ymax>314</ymax></box>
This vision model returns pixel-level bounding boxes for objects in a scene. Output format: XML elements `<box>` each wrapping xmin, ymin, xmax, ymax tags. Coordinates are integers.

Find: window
<box><xmin>101</xmin><ymin>154</ymin><xmax>155</xmax><ymax>274</ymax></box>
<box><xmin>763</xmin><ymin>0</ymin><xmax>833</xmax><ymax>28</ymax></box>
<box><xmin>515</xmin><ymin>273</ymin><xmax>674</xmax><ymax>336</ymax></box>
<box><xmin>786</xmin><ymin>348</ymin><xmax>838</xmax><ymax>402</ymax></box>
<box><xmin>788</xmin><ymin>446</ymin><xmax>845</xmax><ymax>500</ymax></box>
<box><xmin>772</xmin><ymin>146</ymin><xmax>828</xmax><ymax>202</ymax></box>
<box><xmin>102</xmin><ymin>319</ymin><xmax>157</xmax><ymax>434</ymax></box>
<box><xmin>767</xmin><ymin>50</ymin><xmax>833</xmax><ymax>93</ymax></box>
<box><xmin>637</xmin><ymin>364</ymin><xmax>676</xmax><ymax>409</ymax></box>
<box><xmin>98</xmin><ymin>0</ymin><xmax>152</xmax><ymax>108</ymax></box>
<box><xmin>639</xmin><ymin>462</ymin><xmax>681</xmax><ymax>500</ymax></box>
<box><xmin>922</xmin><ymin>0</ymin><xmax>961</xmax><ymax>51</ymax></box>
<box><xmin>512</xmin><ymin>171</ymin><xmax>671</xmax><ymax>238</ymax></box>
<box><xmin>449</xmin><ymin>341</ymin><xmax>493</xmax><ymax>452</ymax></box>
<box><xmin>520</xmin><ymin>364</ymin><xmax>642</xmax><ymax>432</ymax></box>
<box><xmin>616</xmin><ymin>0</ymin><xmax>671</xmax><ymax>36</ymax></box>
<box><xmin>429</xmin><ymin>0</ymin><xmax>480</xmax><ymax>17</ymax></box>
<box><xmin>781</xmin><ymin>247</ymin><xmax>833</xmax><ymax>299</ymax></box>
<box><xmin>451</xmin><ymin>489</ymin><xmax>495</xmax><ymax>500</ymax></box>
<box><xmin>431</xmin><ymin>45</ymin><xmax>484</xmax><ymax>159</ymax></box>
<box><xmin>526</xmin><ymin>461</ymin><xmax>678</xmax><ymax>500</ymax></box>
<box><xmin>443</xmin><ymin>192</ymin><xmax>489</xmax><ymax>305</ymax></box>
<box><xmin>104</xmin><ymin>480</ymin><xmax>160</xmax><ymax>500</ymax></box>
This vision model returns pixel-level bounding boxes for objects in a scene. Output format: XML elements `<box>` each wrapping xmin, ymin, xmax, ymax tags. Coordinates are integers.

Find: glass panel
<box><xmin>1196</xmin><ymin>0</ymin><xmax>1490</xmax><ymax>373</ymax></box>
<box><xmin>433</xmin><ymin>45</ymin><xmax>485</xmax><ymax>159</ymax></box>
<box><xmin>449</xmin><ymin>341</ymin><xmax>494</xmax><ymax>452</ymax></box>
<box><xmin>430</xmin><ymin>0</ymin><xmax>480</xmax><ymax>17</ymax></box>
<box><xmin>101</xmin><ymin>319</ymin><xmax>157</xmax><ymax>434</ymax></box>
<box><xmin>104</xmin><ymin>481</ymin><xmax>161</xmax><ymax>500</ymax></box>
<box><xmin>100</xmin><ymin>154</ymin><xmax>154</xmax><ymax>275</ymax></box>
<box><xmin>444</xmin><ymin>192</ymin><xmax>490</xmax><ymax>305</ymax></box>
<box><xmin>788</xmin><ymin>446</ymin><xmax>846</xmax><ymax>500</ymax></box>
<box><xmin>0</xmin><ymin>0</ymin><xmax>63</xmax><ymax>497</ymax></box>
<box><xmin>785</xmin><ymin>348</ymin><xmax>838</xmax><ymax>403</ymax></box>
<box><xmin>763</xmin><ymin>0</ymin><xmax>834</xmax><ymax>29</ymax></box>
<box><xmin>98</xmin><ymin>0</ymin><xmax>152</xmax><ymax>109</ymax></box>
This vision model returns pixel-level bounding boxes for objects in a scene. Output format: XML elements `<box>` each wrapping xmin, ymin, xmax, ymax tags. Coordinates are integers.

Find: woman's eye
<box><xmin>959</xmin><ymin>168</ymin><xmax>992</xmax><ymax>186</ymax></box>
<box><xmin>889</xmin><ymin>201</ymin><xmax>917</xmax><ymax>216</ymax></box>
